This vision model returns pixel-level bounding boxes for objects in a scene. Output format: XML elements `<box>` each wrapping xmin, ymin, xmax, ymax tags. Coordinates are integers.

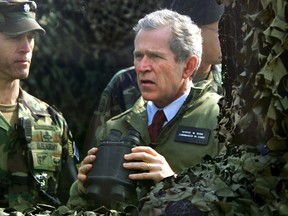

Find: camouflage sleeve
<box><xmin>48</xmin><ymin>105</ymin><xmax>79</xmax><ymax>204</ymax></box>
<box><xmin>66</xmin><ymin>181</ymin><xmax>97</xmax><ymax>210</ymax></box>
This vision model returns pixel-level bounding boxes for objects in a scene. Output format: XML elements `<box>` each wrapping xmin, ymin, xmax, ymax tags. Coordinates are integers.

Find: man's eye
<box><xmin>28</xmin><ymin>35</ymin><xmax>35</xmax><ymax>41</ymax></box>
<box><xmin>28</xmin><ymin>33</ymin><xmax>37</xmax><ymax>40</ymax></box>
<box><xmin>134</xmin><ymin>54</ymin><xmax>143</xmax><ymax>59</ymax></box>
<box><xmin>150</xmin><ymin>53</ymin><xmax>162</xmax><ymax>59</ymax></box>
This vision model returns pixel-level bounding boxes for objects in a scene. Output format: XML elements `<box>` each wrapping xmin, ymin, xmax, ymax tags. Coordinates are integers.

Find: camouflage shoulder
<box><xmin>20</xmin><ymin>89</ymin><xmax>50</xmax><ymax>111</ymax></box>
<box><xmin>108</xmin><ymin>107</ymin><xmax>133</xmax><ymax>121</ymax></box>
<box><xmin>97</xmin><ymin>87</ymin><xmax>113</xmax><ymax>114</ymax></box>
<box><xmin>108</xmin><ymin>96</ymin><xmax>146</xmax><ymax>121</ymax></box>
<box><xmin>109</xmin><ymin>66</ymin><xmax>135</xmax><ymax>84</ymax></box>
<box><xmin>47</xmin><ymin>104</ymin><xmax>65</xmax><ymax>120</ymax></box>
<box><xmin>20</xmin><ymin>89</ymin><xmax>66</xmax><ymax>120</ymax></box>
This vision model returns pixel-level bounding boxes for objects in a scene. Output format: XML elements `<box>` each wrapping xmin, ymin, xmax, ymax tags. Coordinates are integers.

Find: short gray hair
<box><xmin>133</xmin><ymin>9</ymin><xmax>202</xmax><ymax>70</ymax></box>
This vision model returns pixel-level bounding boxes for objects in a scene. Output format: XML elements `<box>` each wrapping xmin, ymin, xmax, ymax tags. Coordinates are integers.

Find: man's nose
<box><xmin>19</xmin><ymin>37</ymin><xmax>33</xmax><ymax>53</ymax></box>
<box><xmin>137</xmin><ymin>56</ymin><xmax>151</xmax><ymax>72</ymax></box>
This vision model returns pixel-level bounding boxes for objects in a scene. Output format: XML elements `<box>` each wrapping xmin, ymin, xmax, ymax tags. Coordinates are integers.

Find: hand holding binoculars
<box><xmin>85</xmin><ymin>129</ymin><xmax>141</xmax><ymax>207</ymax></box>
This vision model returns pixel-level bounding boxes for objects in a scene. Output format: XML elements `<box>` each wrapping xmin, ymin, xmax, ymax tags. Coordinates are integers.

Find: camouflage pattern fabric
<box><xmin>0</xmin><ymin>204</ymin><xmax>135</xmax><ymax>216</ymax></box>
<box><xmin>139</xmin><ymin>144</ymin><xmax>288</xmax><ymax>215</ymax></box>
<box><xmin>82</xmin><ymin>66</ymin><xmax>140</xmax><ymax>157</ymax></box>
<box><xmin>0</xmin><ymin>89</ymin><xmax>77</xmax><ymax>211</ymax></box>
<box><xmin>194</xmin><ymin>64</ymin><xmax>224</xmax><ymax>95</ymax></box>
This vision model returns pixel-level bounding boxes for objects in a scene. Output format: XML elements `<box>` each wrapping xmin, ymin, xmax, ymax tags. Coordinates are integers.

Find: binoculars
<box><xmin>85</xmin><ymin>128</ymin><xmax>141</xmax><ymax>207</ymax></box>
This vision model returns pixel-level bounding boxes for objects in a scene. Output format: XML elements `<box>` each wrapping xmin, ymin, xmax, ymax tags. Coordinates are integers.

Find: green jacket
<box><xmin>0</xmin><ymin>89</ymin><xmax>77</xmax><ymax>211</ymax></box>
<box><xmin>99</xmin><ymin>82</ymin><xmax>223</xmax><ymax>173</ymax></box>
<box><xmin>83</xmin><ymin>65</ymin><xmax>223</xmax><ymax>158</ymax></box>
<box><xmin>68</xmin><ymin>81</ymin><xmax>223</xmax><ymax>211</ymax></box>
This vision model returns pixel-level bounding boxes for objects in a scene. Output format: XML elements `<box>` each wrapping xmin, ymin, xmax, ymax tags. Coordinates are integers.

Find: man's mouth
<box><xmin>141</xmin><ymin>79</ymin><xmax>154</xmax><ymax>84</ymax></box>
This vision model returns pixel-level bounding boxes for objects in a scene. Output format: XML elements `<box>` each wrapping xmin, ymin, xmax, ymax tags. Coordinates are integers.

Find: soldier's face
<box><xmin>0</xmin><ymin>32</ymin><xmax>35</xmax><ymax>82</ymax></box>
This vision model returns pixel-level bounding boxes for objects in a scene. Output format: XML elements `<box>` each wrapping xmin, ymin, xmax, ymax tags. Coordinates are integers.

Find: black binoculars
<box><xmin>85</xmin><ymin>128</ymin><xmax>141</xmax><ymax>207</ymax></box>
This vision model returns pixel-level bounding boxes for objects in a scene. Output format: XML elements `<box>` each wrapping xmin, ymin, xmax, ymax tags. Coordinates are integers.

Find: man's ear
<box><xmin>183</xmin><ymin>55</ymin><xmax>198</xmax><ymax>78</ymax></box>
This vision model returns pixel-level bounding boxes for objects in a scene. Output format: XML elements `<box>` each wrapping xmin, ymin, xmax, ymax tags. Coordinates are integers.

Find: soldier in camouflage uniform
<box><xmin>0</xmin><ymin>0</ymin><xmax>78</xmax><ymax>211</ymax></box>
<box><xmin>83</xmin><ymin>0</ymin><xmax>225</xmax><ymax>157</ymax></box>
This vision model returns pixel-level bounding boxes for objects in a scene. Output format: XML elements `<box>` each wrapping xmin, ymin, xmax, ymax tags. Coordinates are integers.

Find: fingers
<box><xmin>146</xmin><ymin>162</ymin><xmax>150</xmax><ymax>170</ymax></box>
<box><xmin>81</xmin><ymin>154</ymin><xmax>97</xmax><ymax>166</ymax></box>
<box><xmin>124</xmin><ymin>146</ymin><xmax>155</xmax><ymax>162</ymax></box>
<box><xmin>87</xmin><ymin>147</ymin><xmax>98</xmax><ymax>155</ymax></box>
<box><xmin>131</xmin><ymin>146</ymin><xmax>158</xmax><ymax>156</ymax></box>
<box><xmin>123</xmin><ymin>147</ymin><xmax>175</xmax><ymax>183</ymax></box>
<box><xmin>77</xmin><ymin>148</ymin><xmax>98</xmax><ymax>193</ymax></box>
<box><xmin>77</xmin><ymin>147</ymin><xmax>98</xmax><ymax>181</ymax></box>
<box><xmin>123</xmin><ymin>161</ymin><xmax>152</xmax><ymax>171</ymax></box>
<box><xmin>78</xmin><ymin>161</ymin><xmax>94</xmax><ymax>175</ymax></box>
<box><xmin>81</xmin><ymin>147</ymin><xmax>98</xmax><ymax>167</ymax></box>
<box><xmin>77</xmin><ymin>162</ymin><xmax>93</xmax><ymax>194</ymax></box>
<box><xmin>126</xmin><ymin>161</ymin><xmax>170</xmax><ymax>183</ymax></box>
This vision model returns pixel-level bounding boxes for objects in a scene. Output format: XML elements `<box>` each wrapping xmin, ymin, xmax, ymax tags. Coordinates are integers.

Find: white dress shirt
<box><xmin>147</xmin><ymin>84</ymin><xmax>192</xmax><ymax>126</ymax></box>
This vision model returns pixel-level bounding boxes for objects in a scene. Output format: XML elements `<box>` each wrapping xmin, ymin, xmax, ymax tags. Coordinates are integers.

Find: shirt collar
<box><xmin>147</xmin><ymin>84</ymin><xmax>191</xmax><ymax>125</ymax></box>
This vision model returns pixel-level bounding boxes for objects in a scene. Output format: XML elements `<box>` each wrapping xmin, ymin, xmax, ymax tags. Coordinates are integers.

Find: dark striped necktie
<box><xmin>148</xmin><ymin>110</ymin><xmax>167</xmax><ymax>143</ymax></box>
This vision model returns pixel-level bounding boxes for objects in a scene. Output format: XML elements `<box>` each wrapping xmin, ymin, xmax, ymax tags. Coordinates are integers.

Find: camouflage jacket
<box><xmin>68</xmin><ymin>80</ymin><xmax>223</xmax><ymax>212</ymax></box>
<box><xmin>0</xmin><ymin>89</ymin><xmax>78</xmax><ymax>211</ymax></box>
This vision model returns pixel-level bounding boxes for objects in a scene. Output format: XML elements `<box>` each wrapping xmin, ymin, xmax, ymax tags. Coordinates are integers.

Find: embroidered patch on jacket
<box><xmin>175</xmin><ymin>126</ymin><xmax>211</xmax><ymax>145</ymax></box>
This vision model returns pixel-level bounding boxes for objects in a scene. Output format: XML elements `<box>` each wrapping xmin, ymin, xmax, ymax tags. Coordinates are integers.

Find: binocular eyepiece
<box><xmin>85</xmin><ymin>128</ymin><xmax>140</xmax><ymax>207</ymax></box>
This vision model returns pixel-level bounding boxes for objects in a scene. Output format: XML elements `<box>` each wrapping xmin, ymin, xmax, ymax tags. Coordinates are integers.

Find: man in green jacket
<box><xmin>68</xmin><ymin>9</ymin><xmax>223</xmax><ymax>212</ymax></box>
<box><xmin>0</xmin><ymin>0</ymin><xmax>78</xmax><ymax>211</ymax></box>
<box><xmin>82</xmin><ymin>0</ymin><xmax>225</xmax><ymax>156</ymax></box>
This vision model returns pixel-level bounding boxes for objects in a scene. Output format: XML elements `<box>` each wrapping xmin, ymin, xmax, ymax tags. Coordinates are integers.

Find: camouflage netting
<box><xmin>4</xmin><ymin>0</ymin><xmax>287</xmax><ymax>215</ymax></box>
<box><xmin>79</xmin><ymin>0</ymin><xmax>163</xmax><ymax>57</ymax></box>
